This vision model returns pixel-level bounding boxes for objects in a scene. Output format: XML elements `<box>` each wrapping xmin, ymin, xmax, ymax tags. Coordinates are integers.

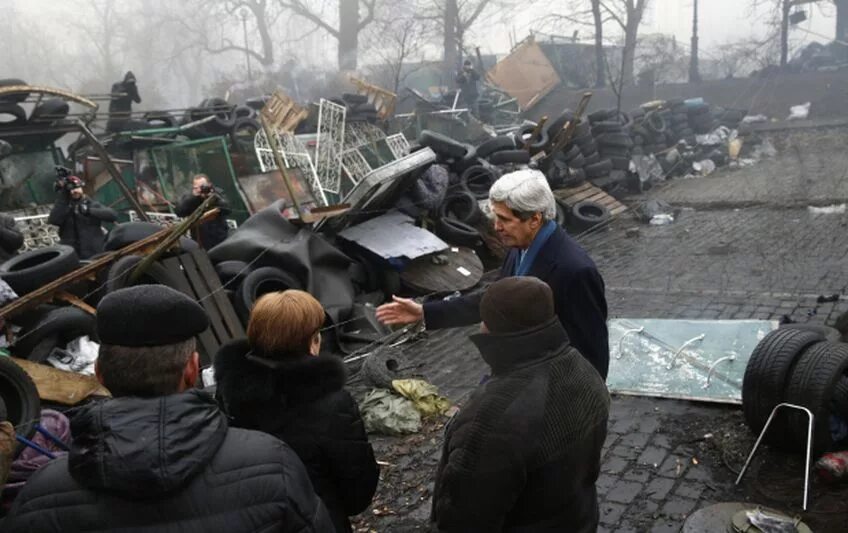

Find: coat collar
<box><xmin>503</xmin><ymin>226</ymin><xmax>563</xmax><ymax>280</ymax></box>
<box><xmin>214</xmin><ymin>338</ymin><xmax>347</xmax><ymax>408</ymax></box>
<box><xmin>470</xmin><ymin>317</ymin><xmax>571</xmax><ymax>376</ymax></box>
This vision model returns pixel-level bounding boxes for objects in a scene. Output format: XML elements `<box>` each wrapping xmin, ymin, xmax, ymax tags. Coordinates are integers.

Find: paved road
<box><xmin>354</xmin><ymin>126</ymin><xmax>848</xmax><ymax>532</ymax></box>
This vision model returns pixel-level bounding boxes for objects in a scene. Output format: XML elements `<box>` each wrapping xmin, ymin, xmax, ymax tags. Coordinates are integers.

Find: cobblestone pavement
<box><xmin>353</xmin><ymin>127</ymin><xmax>848</xmax><ymax>531</ymax></box>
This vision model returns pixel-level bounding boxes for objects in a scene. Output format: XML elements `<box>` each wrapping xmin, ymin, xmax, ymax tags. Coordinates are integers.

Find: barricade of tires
<box><xmin>0</xmin><ymin>78</ymin><xmax>72</xmax><ymax>149</ymax></box>
<box><xmin>742</xmin><ymin>324</ymin><xmax>848</xmax><ymax>456</ymax></box>
<box><xmin>0</xmin><ymin>223</ymin><xmax>201</xmax><ymax>363</ymax></box>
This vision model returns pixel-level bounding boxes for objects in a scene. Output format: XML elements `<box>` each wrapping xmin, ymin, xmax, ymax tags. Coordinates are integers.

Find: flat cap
<box><xmin>480</xmin><ymin>276</ymin><xmax>555</xmax><ymax>334</ymax></box>
<box><xmin>97</xmin><ymin>285</ymin><xmax>209</xmax><ymax>346</ymax></box>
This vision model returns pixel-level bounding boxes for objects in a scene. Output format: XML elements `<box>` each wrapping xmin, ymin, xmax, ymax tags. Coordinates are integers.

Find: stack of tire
<box><xmin>181</xmin><ymin>98</ymin><xmax>260</xmax><ymax>154</ymax></box>
<box><xmin>587</xmin><ymin>109</ymin><xmax>633</xmax><ymax>187</ymax></box>
<box><xmin>517</xmin><ymin>111</ymin><xmax>594</xmax><ymax>190</ymax></box>
<box><xmin>742</xmin><ymin>324</ymin><xmax>848</xmax><ymax>456</ymax></box>
<box><xmin>417</xmin><ymin>130</ymin><xmax>500</xmax><ymax>248</ymax></box>
<box><xmin>0</xmin><ymin>78</ymin><xmax>72</xmax><ymax>149</ymax></box>
<box><xmin>685</xmin><ymin>101</ymin><xmax>719</xmax><ymax>135</ymax></box>
<box><xmin>664</xmin><ymin>99</ymin><xmax>697</xmax><ymax>144</ymax></box>
<box><xmin>0</xmin><ymin>223</ymin><xmax>203</xmax><ymax>364</ymax></box>
<box><xmin>630</xmin><ymin>107</ymin><xmax>673</xmax><ymax>156</ymax></box>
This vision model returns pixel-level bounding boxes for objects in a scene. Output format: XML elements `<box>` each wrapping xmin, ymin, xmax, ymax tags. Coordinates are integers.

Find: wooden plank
<box><xmin>554</xmin><ymin>182</ymin><xmax>592</xmax><ymax>197</ymax></box>
<box><xmin>180</xmin><ymin>254</ymin><xmax>229</xmax><ymax>346</ymax></box>
<box><xmin>611</xmin><ymin>206</ymin><xmax>629</xmax><ymax>215</ymax></box>
<box><xmin>161</xmin><ymin>257</ymin><xmax>218</xmax><ymax>365</ymax></box>
<box><xmin>190</xmin><ymin>249</ymin><xmax>245</xmax><ymax>339</ymax></box>
<box><xmin>12</xmin><ymin>357</ymin><xmax>111</xmax><ymax>405</ymax></box>
<box><xmin>561</xmin><ymin>187</ymin><xmax>603</xmax><ymax>205</ymax></box>
<box><xmin>583</xmin><ymin>192</ymin><xmax>610</xmax><ymax>204</ymax></box>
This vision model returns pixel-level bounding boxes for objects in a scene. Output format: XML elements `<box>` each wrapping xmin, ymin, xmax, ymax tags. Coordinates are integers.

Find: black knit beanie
<box><xmin>480</xmin><ymin>276</ymin><xmax>555</xmax><ymax>334</ymax></box>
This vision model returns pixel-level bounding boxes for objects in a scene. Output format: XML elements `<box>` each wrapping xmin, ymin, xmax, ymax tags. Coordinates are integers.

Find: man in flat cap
<box><xmin>377</xmin><ymin>169</ymin><xmax>609</xmax><ymax>379</ymax></box>
<box><xmin>4</xmin><ymin>285</ymin><xmax>334</xmax><ymax>533</ymax></box>
<box><xmin>431</xmin><ymin>277</ymin><xmax>609</xmax><ymax>532</ymax></box>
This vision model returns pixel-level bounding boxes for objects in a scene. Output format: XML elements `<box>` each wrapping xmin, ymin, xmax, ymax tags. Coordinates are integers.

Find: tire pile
<box><xmin>211</xmin><ymin>260</ymin><xmax>303</xmax><ymax>327</ymax></box>
<box><xmin>179</xmin><ymin>97</ymin><xmax>261</xmax><ymax>154</ymax></box>
<box><xmin>0</xmin><ymin>223</ymin><xmax>200</xmax><ymax>364</ymax></box>
<box><xmin>742</xmin><ymin>325</ymin><xmax>848</xmax><ymax>456</ymax></box>
<box><xmin>413</xmin><ymin>127</ymin><xmax>612</xmax><ymax>246</ymax></box>
<box><xmin>0</xmin><ymin>78</ymin><xmax>72</xmax><ymax>149</ymax></box>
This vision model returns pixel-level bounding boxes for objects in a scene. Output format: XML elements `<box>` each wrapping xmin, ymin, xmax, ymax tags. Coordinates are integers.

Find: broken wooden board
<box><xmin>348</xmin><ymin>76</ymin><xmax>397</xmax><ymax>120</ymax></box>
<box><xmin>401</xmin><ymin>247</ymin><xmax>484</xmax><ymax>295</ymax></box>
<box><xmin>12</xmin><ymin>357</ymin><xmax>110</xmax><ymax>405</ymax></box>
<box><xmin>553</xmin><ymin>182</ymin><xmax>628</xmax><ymax>216</ymax></box>
<box><xmin>160</xmin><ymin>249</ymin><xmax>245</xmax><ymax>366</ymax></box>
<box><xmin>260</xmin><ymin>90</ymin><xmax>308</xmax><ymax>133</ymax></box>
<box><xmin>486</xmin><ymin>37</ymin><xmax>561</xmax><ymax>111</ymax></box>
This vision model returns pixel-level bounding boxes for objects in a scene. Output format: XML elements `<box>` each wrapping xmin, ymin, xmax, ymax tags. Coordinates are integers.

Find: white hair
<box><xmin>488</xmin><ymin>169</ymin><xmax>556</xmax><ymax>221</ymax></box>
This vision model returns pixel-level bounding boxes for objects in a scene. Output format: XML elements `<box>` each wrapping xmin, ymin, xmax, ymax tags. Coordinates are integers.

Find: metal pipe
<box><xmin>666</xmin><ymin>334</ymin><xmax>706</xmax><ymax>369</ymax></box>
<box><xmin>702</xmin><ymin>355</ymin><xmax>735</xmax><ymax>389</ymax></box>
<box><xmin>735</xmin><ymin>402</ymin><xmax>813</xmax><ymax>510</ymax></box>
<box><xmin>615</xmin><ymin>327</ymin><xmax>644</xmax><ymax>360</ymax></box>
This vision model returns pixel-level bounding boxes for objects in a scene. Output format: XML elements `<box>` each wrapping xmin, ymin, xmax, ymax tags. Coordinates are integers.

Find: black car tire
<box><xmin>610</xmin><ymin>157</ymin><xmax>631</xmax><ymax>171</ymax></box>
<box><xmin>0</xmin><ymin>79</ymin><xmax>29</xmax><ymax>104</ymax></box>
<box><xmin>0</xmin><ymin>103</ymin><xmax>28</xmax><ymax>128</ymax></box>
<box><xmin>784</xmin><ymin>341</ymin><xmax>848</xmax><ymax>454</ymax></box>
<box><xmin>461</xmin><ymin>165</ymin><xmax>497</xmax><ymax>199</ymax></box>
<box><xmin>235</xmin><ymin>266</ymin><xmax>303</xmax><ymax>323</ymax></box>
<box><xmin>477</xmin><ymin>135</ymin><xmax>517</xmax><ymax>157</ymax></box>
<box><xmin>591</xmin><ymin>121</ymin><xmax>625</xmax><ymax>135</ymax></box>
<box><xmin>439</xmin><ymin>191</ymin><xmax>482</xmax><ymax>225</ymax></box>
<box><xmin>0</xmin><ymin>245</ymin><xmax>79</xmax><ymax>296</ymax></box>
<box><xmin>419</xmin><ymin>130</ymin><xmax>467</xmax><ymax>159</ymax></box>
<box><xmin>0</xmin><ymin>356</ymin><xmax>40</xmax><ymax>457</ymax></box>
<box><xmin>29</xmin><ymin>99</ymin><xmax>70</xmax><ymax>124</ymax></box>
<box><xmin>143</xmin><ymin>111</ymin><xmax>178</xmax><ymax>128</ymax></box>
<box><xmin>596</xmin><ymin>133</ymin><xmax>634</xmax><ymax>148</ymax></box>
<box><xmin>583</xmin><ymin>152</ymin><xmax>600</xmax><ymax>166</ymax></box>
<box><xmin>435</xmin><ymin>216</ymin><xmax>481</xmax><ymax>248</ymax></box>
<box><xmin>488</xmin><ymin>150</ymin><xmax>530</xmax><ymax>165</ymax></box>
<box><xmin>570</xmin><ymin>200</ymin><xmax>611</xmax><ymax>232</ymax></box>
<box><xmin>742</xmin><ymin>328</ymin><xmax>826</xmax><ymax>443</ymax></box>
<box><xmin>13</xmin><ymin>306</ymin><xmax>98</xmax><ymax>363</ymax></box>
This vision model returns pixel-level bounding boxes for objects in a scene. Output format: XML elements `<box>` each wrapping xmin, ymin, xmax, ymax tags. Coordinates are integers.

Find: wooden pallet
<box><xmin>160</xmin><ymin>249</ymin><xmax>245</xmax><ymax>365</ymax></box>
<box><xmin>553</xmin><ymin>182</ymin><xmax>628</xmax><ymax>216</ymax></box>
<box><xmin>348</xmin><ymin>76</ymin><xmax>397</xmax><ymax>120</ymax></box>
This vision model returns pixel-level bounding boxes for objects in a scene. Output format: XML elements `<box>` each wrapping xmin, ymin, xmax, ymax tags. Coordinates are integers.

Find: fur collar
<box><xmin>214</xmin><ymin>339</ymin><xmax>347</xmax><ymax>409</ymax></box>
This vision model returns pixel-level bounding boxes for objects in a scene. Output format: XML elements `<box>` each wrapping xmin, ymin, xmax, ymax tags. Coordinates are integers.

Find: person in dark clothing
<box><xmin>431</xmin><ymin>276</ymin><xmax>610</xmax><ymax>532</ymax></box>
<box><xmin>0</xmin><ymin>213</ymin><xmax>23</xmax><ymax>261</ymax></box>
<box><xmin>3</xmin><ymin>285</ymin><xmax>334</xmax><ymax>533</ymax></box>
<box><xmin>215</xmin><ymin>289</ymin><xmax>379</xmax><ymax>533</ymax></box>
<box><xmin>175</xmin><ymin>174</ymin><xmax>231</xmax><ymax>250</ymax></box>
<box><xmin>48</xmin><ymin>175</ymin><xmax>117</xmax><ymax>259</ymax></box>
<box><xmin>106</xmin><ymin>70</ymin><xmax>141</xmax><ymax>132</ymax></box>
<box><xmin>455</xmin><ymin>59</ymin><xmax>480</xmax><ymax>115</ymax></box>
<box><xmin>377</xmin><ymin>169</ymin><xmax>610</xmax><ymax>379</ymax></box>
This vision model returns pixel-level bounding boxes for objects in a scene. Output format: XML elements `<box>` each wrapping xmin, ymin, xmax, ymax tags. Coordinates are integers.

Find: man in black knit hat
<box><xmin>4</xmin><ymin>285</ymin><xmax>333</xmax><ymax>533</ymax></box>
<box><xmin>431</xmin><ymin>276</ymin><xmax>610</xmax><ymax>532</ymax></box>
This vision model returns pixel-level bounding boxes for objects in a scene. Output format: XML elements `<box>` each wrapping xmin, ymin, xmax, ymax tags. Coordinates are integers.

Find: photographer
<box><xmin>48</xmin><ymin>171</ymin><xmax>118</xmax><ymax>259</ymax></box>
<box><xmin>175</xmin><ymin>174</ymin><xmax>231</xmax><ymax>250</ymax></box>
<box><xmin>0</xmin><ymin>212</ymin><xmax>23</xmax><ymax>261</ymax></box>
<box><xmin>455</xmin><ymin>59</ymin><xmax>480</xmax><ymax>116</ymax></box>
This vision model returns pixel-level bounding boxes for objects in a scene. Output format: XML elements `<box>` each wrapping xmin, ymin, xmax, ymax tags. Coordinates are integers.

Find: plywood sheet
<box><xmin>487</xmin><ymin>39</ymin><xmax>561</xmax><ymax>111</ymax></box>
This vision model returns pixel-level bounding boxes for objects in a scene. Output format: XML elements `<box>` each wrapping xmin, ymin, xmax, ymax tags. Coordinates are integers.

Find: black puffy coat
<box><xmin>175</xmin><ymin>193</ymin><xmax>231</xmax><ymax>250</ymax></box>
<box><xmin>48</xmin><ymin>194</ymin><xmax>118</xmax><ymax>259</ymax></box>
<box><xmin>3</xmin><ymin>390</ymin><xmax>335</xmax><ymax>533</ymax></box>
<box><xmin>0</xmin><ymin>213</ymin><xmax>23</xmax><ymax>261</ymax></box>
<box><xmin>215</xmin><ymin>339</ymin><xmax>379</xmax><ymax>533</ymax></box>
<box><xmin>431</xmin><ymin>318</ymin><xmax>610</xmax><ymax>532</ymax></box>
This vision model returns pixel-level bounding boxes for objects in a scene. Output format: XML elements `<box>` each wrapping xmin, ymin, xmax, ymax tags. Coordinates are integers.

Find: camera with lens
<box><xmin>53</xmin><ymin>166</ymin><xmax>84</xmax><ymax>193</ymax></box>
<box><xmin>199</xmin><ymin>184</ymin><xmax>214</xmax><ymax>195</ymax></box>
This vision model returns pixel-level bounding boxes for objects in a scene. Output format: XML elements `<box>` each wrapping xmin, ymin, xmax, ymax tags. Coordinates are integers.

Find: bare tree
<box><xmin>598</xmin><ymin>0</ymin><xmax>649</xmax><ymax>85</ymax></box>
<box><xmin>591</xmin><ymin>0</ymin><xmax>605</xmax><ymax>87</ymax></box>
<box><xmin>73</xmin><ymin>0</ymin><xmax>130</xmax><ymax>82</ymax></box>
<box><xmin>277</xmin><ymin>0</ymin><xmax>378</xmax><ymax>71</ymax></box>
<box><xmin>636</xmin><ymin>34</ymin><xmax>687</xmax><ymax>84</ymax></box>
<box><xmin>366</xmin><ymin>16</ymin><xmax>428</xmax><ymax>93</ymax></box>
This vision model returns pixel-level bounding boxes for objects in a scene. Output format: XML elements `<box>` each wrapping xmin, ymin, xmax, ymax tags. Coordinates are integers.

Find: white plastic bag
<box><xmin>788</xmin><ymin>102</ymin><xmax>811</xmax><ymax>121</ymax></box>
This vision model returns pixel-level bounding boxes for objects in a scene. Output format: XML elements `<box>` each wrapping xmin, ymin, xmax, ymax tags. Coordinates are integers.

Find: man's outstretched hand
<box><xmin>375</xmin><ymin>296</ymin><xmax>424</xmax><ymax>326</ymax></box>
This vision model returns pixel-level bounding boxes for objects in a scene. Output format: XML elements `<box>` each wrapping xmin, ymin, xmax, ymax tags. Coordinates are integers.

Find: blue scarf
<box><xmin>514</xmin><ymin>220</ymin><xmax>557</xmax><ymax>276</ymax></box>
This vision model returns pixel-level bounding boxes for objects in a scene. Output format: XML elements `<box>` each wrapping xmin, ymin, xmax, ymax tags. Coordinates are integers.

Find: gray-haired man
<box><xmin>376</xmin><ymin>169</ymin><xmax>609</xmax><ymax>378</ymax></box>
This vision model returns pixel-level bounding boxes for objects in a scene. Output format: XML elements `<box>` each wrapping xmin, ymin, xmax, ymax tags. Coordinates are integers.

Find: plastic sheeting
<box><xmin>392</xmin><ymin>379</ymin><xmax>451</xmax><ymax>417</ymax></box>
<box><xmin>360</xmin><ymin>389</ymin><xmax>422</xmax><ymax>435</ymax></box>
<box><xmin>208</xmin><ymin>199</ymin><xmax>355</xmax><ymax>324</ymax></box>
